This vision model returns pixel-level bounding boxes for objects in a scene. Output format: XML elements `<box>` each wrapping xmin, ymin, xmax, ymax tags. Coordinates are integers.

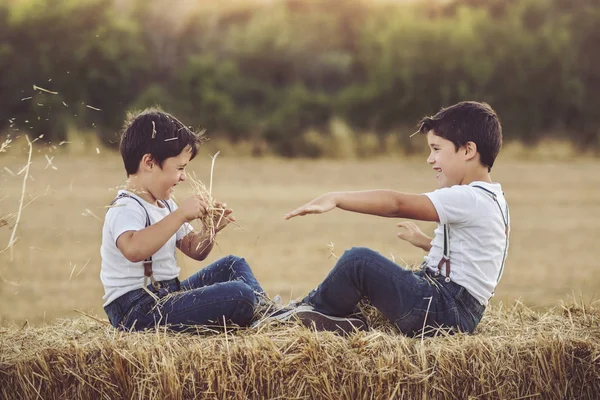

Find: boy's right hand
<box><xmin>177</xmin><ymin>195</ymin><xmax>210</xmax><ymax>222</ymax></box>
<box><xmin>396</xmin><ymin>221</ymin><xmax>432</xmax><ymax>251</ymax></box>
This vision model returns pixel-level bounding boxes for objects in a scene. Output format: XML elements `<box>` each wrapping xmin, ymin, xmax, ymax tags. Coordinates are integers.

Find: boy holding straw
<box><xmin>101</xmin><ymin>108</ymin><xmax>268</xmax><ymax>332</ymax></box>
<box><xmin>281</xmin><ymin>101</ymin><xmax>510</xmax><ymax>336</ymax></box>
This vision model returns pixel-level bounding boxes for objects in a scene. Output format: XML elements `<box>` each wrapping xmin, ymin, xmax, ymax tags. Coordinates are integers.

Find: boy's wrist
<box><xmin>173</xmin><ymin>208</ymin><xmax>188</xmax><ymax>224</ymax></box>
<box><xmin>328</xmin><ymin>192</ymin><xmax>340</xmax><ymax>207</ymax></box>
<box><xmin>420</xmin><ymin>236</ymin><xmax>432</xmax><ymax>251</ymax></box>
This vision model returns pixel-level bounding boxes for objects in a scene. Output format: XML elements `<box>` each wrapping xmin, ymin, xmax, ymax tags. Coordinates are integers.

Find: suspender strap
<box><xmin>437</xmin><ymin>224</ymin><xmax>451</xmax><ymax>282</ymax></box>
<box><xmin>110</xmin><ymin>193</ymin><xmax>171</xmax><ymax>290</ymax></box>
<box><xmin>472</xmin><ymin>185</ymin><xmax>510</xmax><ymax>295</ymax></box>
<box><xmin>472</xmin><ymin>185</ymin><xmax>509</xmax><ymax>236</ymax></box>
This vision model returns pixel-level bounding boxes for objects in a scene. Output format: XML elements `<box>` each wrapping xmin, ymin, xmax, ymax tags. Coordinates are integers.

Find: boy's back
<box><xmin>424</xmin><ymin>181</ymin><xmax>509</xmax><ymax>305</ymax></box>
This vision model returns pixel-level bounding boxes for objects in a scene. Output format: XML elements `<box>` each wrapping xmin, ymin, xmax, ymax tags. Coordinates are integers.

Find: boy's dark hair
<box><xmin>416</xmin><ymin>101</ymin><xmax>502</xmax><ymax>172</ymax></box>
<box><xmin>120</xmin><ymin>107</ymin><xmax>201</xmax><ymax>176</ymax></box>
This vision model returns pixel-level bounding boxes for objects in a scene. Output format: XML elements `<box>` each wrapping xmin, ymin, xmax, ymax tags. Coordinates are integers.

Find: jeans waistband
<box><xmin>423</xmin><ymin>270</ymin><xmax>483</xmax><ymax>309</ymax></box>
<box><xmin>151</xmin><ymin>277</ymin><xmax>180</xmax><ymax>292</ymax></box>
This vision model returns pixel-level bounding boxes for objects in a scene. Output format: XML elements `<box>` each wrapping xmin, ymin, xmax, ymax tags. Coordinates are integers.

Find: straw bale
<box><xmin>1</xmin><ymin>301</ymin><xmax>599</xmax><ymax>399</ymax></box>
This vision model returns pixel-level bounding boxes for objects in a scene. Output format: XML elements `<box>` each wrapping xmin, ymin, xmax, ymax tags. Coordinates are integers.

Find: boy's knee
<box><xmin>341</xmin><ymin>247</ymin><xmax>378</xmax><ymax>261</ymax></box>
<box><xmin>226</xmin><ymin>281</ymin><xmax>256</xmax><ymax>325</ymax></box>
<box><xmin>223</xmin><ymin>254</ymin><xmax>246</xmax><ymax>266</ymax></box>
<box><xmin>228</xmin><ymin>281</ymin><xmax>256</xmax><ymax>305</ymax></box>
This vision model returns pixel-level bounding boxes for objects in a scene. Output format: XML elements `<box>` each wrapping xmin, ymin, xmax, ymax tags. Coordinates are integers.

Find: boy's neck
<box><xmin>461</xmin><ymin>167</ymin><xmax>492</xmax><ymax>185</ymax></box>
<box><xmin>125</xmin><ymin>177</ymin><xmax>158</xmax><ymax>206</ymax></box>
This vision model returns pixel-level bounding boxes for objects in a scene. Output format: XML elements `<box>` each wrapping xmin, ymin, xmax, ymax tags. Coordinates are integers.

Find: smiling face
<box><xmin>142</xmin><ymin>146</ymin><xmax>192</xmax><ymax>203</ymax></box>
<box><xmin>426</xmin><ymin>130</ymin><xmax>468</xmax><ymax>188</ymax></box>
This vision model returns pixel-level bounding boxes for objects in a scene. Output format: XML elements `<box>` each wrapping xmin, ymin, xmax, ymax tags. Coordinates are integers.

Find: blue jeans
<box><xmin>104</xmin><ymin>255</ymin><xmax>264</xmax><ymax>332</ymax></box>
<box><xmin>302</xmin><ymin>247</ymin><xmax>486</xmax><ymax>337</ymax></box>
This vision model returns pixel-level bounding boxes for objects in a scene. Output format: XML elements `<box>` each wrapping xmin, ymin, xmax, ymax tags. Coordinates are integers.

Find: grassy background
<box><xmin>0</xmin><ymin>143</ymin><xmax>599</xmax><ymax>326</ymax></box>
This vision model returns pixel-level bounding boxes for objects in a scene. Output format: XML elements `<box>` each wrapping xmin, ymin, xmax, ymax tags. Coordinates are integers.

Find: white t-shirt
<box><xmin>100</xmin><ymin>190</ymin><xmax>193</xmax><ymax>306</ymax></box>
<box><xmin>423</xmin><ymin>182</ymin><xmax>510</xmax><ymax>306</ymax></box>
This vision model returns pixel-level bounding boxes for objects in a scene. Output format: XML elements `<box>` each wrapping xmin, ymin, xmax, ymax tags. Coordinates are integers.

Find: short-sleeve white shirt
<box><xmin>423</xmin><ymin>182</ymin><xmax>510</xmax><ymax>306</ymax></box>
<box><xmin>100</xmin><ymin>190</ymin><xmax>193</xmax><ymax>306</ymax></box>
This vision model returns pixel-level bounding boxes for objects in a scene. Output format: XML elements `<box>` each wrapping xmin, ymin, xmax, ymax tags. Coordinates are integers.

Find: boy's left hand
<box><xmin>212</xmin><ymin>201</ymin><xmax>235</xmax><ymax>233</ymax></box>
<box><xmin>396</xmin><ymin>221</ymin><xmax>432</xmax><ymax>251</ymax></box>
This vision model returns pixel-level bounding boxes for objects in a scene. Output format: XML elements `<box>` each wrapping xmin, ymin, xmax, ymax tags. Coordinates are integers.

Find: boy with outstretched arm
<box><xmin>281</xmin><ymin>101</ymin><xmax>510</xmax><ymax>336</ymax></box>
<box><xmin>101</xmin><ymin>108</ymin><xmax>268</xmax><ymax>332</ymax></box>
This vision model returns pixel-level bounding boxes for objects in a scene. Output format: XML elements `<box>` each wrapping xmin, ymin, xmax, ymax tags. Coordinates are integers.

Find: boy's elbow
<box><xmin>390</xmin><ymin>196</ymin><xmax>406</xmax><ymax>218</ymax></box>
<box><xmin>196</xmin><ymin>254</ymin><xmax>208</xmax><ymax>261</ymax></box>
<box><xmin>120</xmin><ymin>244</ymin><xmax>146</xmax><ymax>263</ymax></box>
<box><xmin>117</xmin><ymin>233</ymin><xmax>146</xmax><ymax>263</ymax></box>
<box><xmin>123</xmin><ymin>251</ymin><xmax>146</xmax><ymax>263</ymax></box>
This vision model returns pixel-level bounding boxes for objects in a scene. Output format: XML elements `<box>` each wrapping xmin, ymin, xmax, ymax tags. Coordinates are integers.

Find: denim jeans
<box><xmin>104</xmin><ymin>255</ymin><xmax>264</xmax><ymax>332</ymax></box>
<box><xmin>302</xmin><ymin>247</ymin><xmax>486</xmax><ymax>337</ymax></box>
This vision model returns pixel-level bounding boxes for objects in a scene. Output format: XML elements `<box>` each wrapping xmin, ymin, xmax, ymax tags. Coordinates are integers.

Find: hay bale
<box><xmin>1</xmin><ymin>301</ymin><xmax>599</xmax><ymax>399</ymax></box>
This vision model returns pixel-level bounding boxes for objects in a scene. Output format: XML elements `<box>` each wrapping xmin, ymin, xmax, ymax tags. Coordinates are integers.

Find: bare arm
<box><xmin>117</xmin><ymin>209</ymin><xmax>188</xmax><ymax>262</ymax></box>
<box><xmin>285</xmin><ymin>190</ymin><xmax>439</xmax><ymax>222</ymax></box>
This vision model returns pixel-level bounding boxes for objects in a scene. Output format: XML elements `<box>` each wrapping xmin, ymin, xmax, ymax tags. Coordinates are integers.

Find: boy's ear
<box><xmin>140</xmin><ymin>153</ymin><xmax>155</xmax><ymax>171</ymax></box>
<box><xmin>464</xmin><ymin>141</ymin><xmax>478</xmax><ymax>161</ymax></box>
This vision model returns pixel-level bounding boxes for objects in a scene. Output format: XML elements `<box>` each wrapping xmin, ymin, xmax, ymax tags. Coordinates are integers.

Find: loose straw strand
<box><xmin>6</xmin><ymin>135</ymin><xmax>33</xmax><ymax>260</ymax></box>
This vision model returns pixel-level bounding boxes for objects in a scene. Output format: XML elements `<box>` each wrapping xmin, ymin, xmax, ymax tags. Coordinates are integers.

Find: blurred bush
<box><xmin>0</xmin><ymin>0</ymin><xmax>598</xmax><ymax>155</ymax></box>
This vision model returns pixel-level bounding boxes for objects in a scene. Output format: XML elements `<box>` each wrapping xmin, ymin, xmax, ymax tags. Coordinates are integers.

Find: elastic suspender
<box><xmin>472</xmin><ymin>185</ymin><xmax>510</xmax><ymax>288</ymax></box>
<box><xmin>437</xmin><ymin>224</ymin><xmax>451</xmax><ymax>282</ymax></box>
<box><xmin>472</xmin><ymin>185</ymin><xmax>510</xmax><ymax>235</ymax></box>
<box><xmin>110</xmin><ymin>193</ymin><xmax>172</xmax><ymax>290</ymax></box>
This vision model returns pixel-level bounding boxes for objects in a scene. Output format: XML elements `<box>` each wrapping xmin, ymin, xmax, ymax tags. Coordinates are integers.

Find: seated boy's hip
<box><xmin>104</xmin><ymin>278</ymin><xmax>180</xmax><ymax>328</ymax></box>
<box><xmin>426</xmin><ymin>271</ymin><xmax>486</xmax><ymax>331</ymax></box>
<box><xmin>421</xmin><ymin>271</ymin><xmax>483</xmax><ymax>311</ymax></box>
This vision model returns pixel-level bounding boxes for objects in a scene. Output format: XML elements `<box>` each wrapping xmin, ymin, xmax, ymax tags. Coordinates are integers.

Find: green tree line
<box><xmin>1</xmin><ymin>0</ymin><xmax>599</xmax><ymax>155</ymax></box>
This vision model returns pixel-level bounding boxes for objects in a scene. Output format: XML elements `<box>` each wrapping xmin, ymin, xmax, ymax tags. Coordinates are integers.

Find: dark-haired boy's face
<box><xmin>426</xmin><ymin>130</ymin><xmax>467</xmax><ymax>188</ymax></box>
<box><xmin>147</xmin><ymin>146</ymin><xmax>193</xmax><ymax>201</ymax></box>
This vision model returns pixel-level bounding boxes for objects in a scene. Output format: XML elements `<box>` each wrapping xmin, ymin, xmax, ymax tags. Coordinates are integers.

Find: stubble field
<box><xmin>1</xmin><ymin>147</ymin><xmax>598</xmax><ymax>325</ymax></box>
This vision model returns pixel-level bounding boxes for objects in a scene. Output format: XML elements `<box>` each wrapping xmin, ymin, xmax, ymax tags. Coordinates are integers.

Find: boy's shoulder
<box><xmin>102</xmin><ymin>191</ymin><xmax>151</xmax><ymax>241</ymax></box>
<box><xmin>108</xmin><ymin>191</ymin><xmax>143</xmax><ymax>210</ymax></box>
<box><xmin>425</xmin><ymin>182</ymin><xmax>506</xmax><ymax>225</ymax></box>
<box><xmin>104</xmin><ymin>191</ymin><xmax>148</xmax><ymax>222</ymax></box>
<box><xmin>105</xmin><ymin>191</ymin><xmax>177</xmax><ymax>222</ymax></box>
<box><xmin>426</xmin><ymin>183</ymin><xmax>477</xmax><ymax>201</ymax></box>
<box><xmin>429</xmin><ymin>181</ymin><xmax>504</xmax><ymax>198</ymax></box>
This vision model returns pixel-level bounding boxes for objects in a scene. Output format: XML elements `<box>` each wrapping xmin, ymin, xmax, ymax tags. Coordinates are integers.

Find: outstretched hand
<box><xmin>284</xmin><ymin>194</ymin><xmax>336</xmax><ymax>220</ymax></box>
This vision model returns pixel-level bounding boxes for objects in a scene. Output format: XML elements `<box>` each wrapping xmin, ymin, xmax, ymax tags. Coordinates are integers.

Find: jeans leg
<box><xmin>303</xmin><ymin>247</ymin><xmax>424</xmax><ymax>317</ymax></box>
<box><xmin>181</xmin><ymin>255</ymin><xmax>264</xmax><ymax>294</ymax></box>
<box><xmin>302</xmin><ymin>247</ymin><xmax>456</xmax><ymax>335</ymax></box>
<box><xmin>121</xmin><ymin>280</ymin><xmax>257</xmax><ymax>331</ymax></box>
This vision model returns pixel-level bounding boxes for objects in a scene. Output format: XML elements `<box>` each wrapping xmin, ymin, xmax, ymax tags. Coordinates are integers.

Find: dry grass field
<box><xmin>0</xmin><ymin>144</ymin><xmax>598</xmax><ymax>325</ymax></box>
<box><xmin>1</xmin><ymin>141</ymin><xmax>600</xmax><ymax>399</ymax></box>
